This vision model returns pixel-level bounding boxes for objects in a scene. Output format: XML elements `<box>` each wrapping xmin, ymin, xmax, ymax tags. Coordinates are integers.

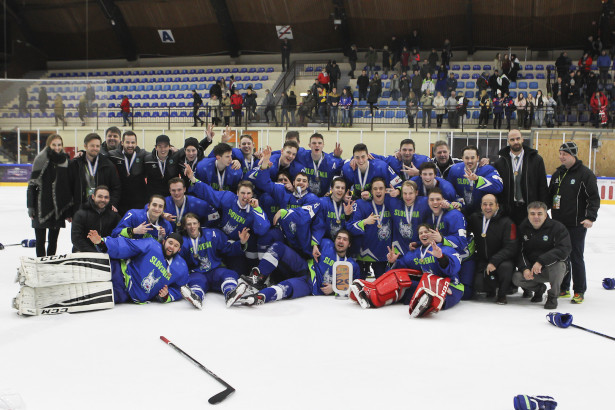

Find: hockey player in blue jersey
<box><xmin>185</xmin><ymin>164</ymin><xmax>270</xmax><ymax>271</ymax></box>
<box><xmin>446</xmin><ymin>145</ymin><xmax>503</xmax><ymax>216</ymax></box>
<box><xmin>411</xmin><ymin>162</ymin><xmax>459</xmax><ymax>204</ymax></box>
<box><xmin>390</xmin><ymin>180</ymin><xmax>430</xmax><ymax>255</ymax></box>
<box><xmin>178</xmin><ymin>213</ymin><xmax>251</xmax><ymax>309</ymax></box>
<box><xmin>314</xmin><ymin>177</ymin><xmax>353</xmax><ymax>243</ymax></box>
<box><xmin>165</xmin><ymin>177</ymin><xmax>219</xmax><ymax>229</ymax></box>
<box><xmin>372</xmin><ymin>138</ymin><xmax>430</xmax><ymax>181</ymax></box>
<box><xmin>342</xmin><ymin>143</ymin><xmax>402</xmax><ymax>200</ymax></box>
<box><xmin>111</xmin><ymin>195</ymin><xmax>174</xmax><ymax>241</ymax></box>
<box><xmin>270</xmin><ymin>130</ymin><xmax>306</xmax><ymax>157</ymax></box>
<box><xmin>195</xmin><ymin>143</ymin><xmax>243</xmax><ymax>191</ymax></box>
<box><xmin>296</xmin><ymin>133</ymin><xmax>344</xmax><ymax>196</ymax></box>
<box><xmin>425</xmin><ymin>187</ymin><xmax>476</xmax><ymax>299</ymax></box>
<box><xmin>233</xmin><ymin>229</ymin><xmax>358</xmax><ymax>305</ymax></box>
<box><xmin>236</xmin><ymin>134</ymin><xmax>260</xmax><ymax>176</ymax></box>
<box><xmin>86</xmin><ymin>230</ymin><xmax>189</xmax><ymax>304</ymax></box>
<box><xmin>260</xmin><ymin>140</ymin><xmax>304</xmax><ymax>182</ymax></box>
<box><xmin>347</xmin><ymin>177</ymin><xmax>397</xmax><ymax>279</ymax></box>
<box><xmin>350</xmin><ymin>223</ymin><xmax>463</xmax><ymax>317</ymax></box>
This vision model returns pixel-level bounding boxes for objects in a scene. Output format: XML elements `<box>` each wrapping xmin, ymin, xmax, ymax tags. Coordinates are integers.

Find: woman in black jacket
<box><xmin>27</xmin><ymin>134</ymin><xmax>73</xmax><ymax>256</ymax></box>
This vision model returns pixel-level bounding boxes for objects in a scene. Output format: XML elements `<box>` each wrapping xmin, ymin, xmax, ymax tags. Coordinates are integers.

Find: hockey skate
<box><xmin>410</xmin><ymin>293</ymin><xmax>432</xmax><ymax>318</ymax></box>
<box><xmin>239</xmin><ymin>267</ymin><xmax>266</xmax><ymax>290</ymax></box>
<box><xmin>181</xmin><ymin>285</ymin><xmax>203</xmax><ymax>310</ymax></box>
<box><xmin>349</xmin><ymin>281</ymin><xmax>371</xmax><ymax>309</ymax></box>
<box><xmin>236</xmin><ymin>293</ymin><xmax>265</xmax><ymax>306</ymax></box>
<box><xmin>224</xmin><ymin>282</ymin><xmax>248</xmax><ymax>308</ymax></box>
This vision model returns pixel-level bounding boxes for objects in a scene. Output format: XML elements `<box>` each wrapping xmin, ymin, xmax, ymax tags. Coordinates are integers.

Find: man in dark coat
<box><xmin>71</xmin><ymin>186</ymin><xmax>121</xmax><ymax>252</ymax></box>
<box><xmin>281</xmin><ymin>39</ymin><xmax>291</xmax><ymax>71</ymax></box>
<box><xmin>99</xmin><ymin>126</ymin><xmax>121</xmax><ymax>157</ymax></box>
<box><xmin>144</xmin><ymin>134</ymin><xmax>179</xmax><ymax>198</ymax></box>
<box><xmin>357</xmin><ymin>70</ymin><xmax>369</xmax><ymax>101</ymax></box>
<box><xmin>108</xmin><ymin>130</ymin><xmax>147</xmax><ymax>215</ymax></box>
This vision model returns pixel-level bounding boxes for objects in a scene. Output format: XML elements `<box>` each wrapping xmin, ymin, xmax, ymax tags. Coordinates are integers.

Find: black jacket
<box><xmin>430</xmin><ymin>156</ymin><xmax>462</xmax><ymax>179</ymax></box>
<box><xmin>517</xmin><ymin>217</ymin><xmax>571</xmax><ymax>271</ymax></box>
<box><xmin>357</xmin><ymin>75</ymin><xmax>369</xmax><ymax>91</ymax></box>
<box><xmin>468</xmin><ymin>211</ymin><xmax>517</xmax><ymax>266</ymax></box>
<box><xmin>108</xmin><ymin>147</ymin><xmax>148</xmax><ymax>215</ymax></box>
<box><xmin>71</xmin><ymin>196</ymin><xmax>121</xmax><ymax>252</ymax></box>
<box><xmin>172</xmin><ymin>147</ymin><xmax>204</xmax><ymax>187</ymax></box>
<box><xmin>494</xmin><ymin>145</ymin><xmax>549</xmax><ymax>217</ymax></box>
<box><xmin>548</xmin><ymin>159</ymin><xmax>600</xmax><ymax>227</ymax></box>
<box><xmin>144</xmin><ymin>148</ymin><xmax>179</xmax><ymax>198</ymax></box>
<box><xmin>68</xmin><ymin>154</ymin><xmax>121</xmax><ymax>215</ymax></box>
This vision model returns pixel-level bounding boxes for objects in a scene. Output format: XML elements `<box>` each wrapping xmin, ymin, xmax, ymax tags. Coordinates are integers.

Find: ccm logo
<box><xmin>41</xmin><ymin>308</ymin><xmax>68</xmax><ymax>315</ymax></box>
<box><xmin>40</xmin><ymin>254</ymin><xmax>68</xmax><ymax>261</ymax></box>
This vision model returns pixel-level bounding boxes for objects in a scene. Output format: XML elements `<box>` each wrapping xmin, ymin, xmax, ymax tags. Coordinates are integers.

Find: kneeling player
<box><xmin>350</xmin><ymin>223</ymin><xmax>463</xmax><ymax>317</ymax></box>
<box><xmin>179</xmin><ymin>213</ymin><xmax>250</xmax><ymax>309</ymax></box>
<box><xmin>87</xmin><ymin>230</ymin><xmax>189</xmax><ymax>304</ymax></box>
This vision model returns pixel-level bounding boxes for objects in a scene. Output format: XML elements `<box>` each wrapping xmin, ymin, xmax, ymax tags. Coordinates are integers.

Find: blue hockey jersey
<box><xmin>252</xmin><ymin>167</ymin><xmax>320</xmax><ymax>209</ymax></box>
<box><xmin>446</xmin><ymin>163</ymin><xmax>503</xmax><ymax>214</ymax></box>
<box><xmin>194</xmin><ymin>157</ymin><xmax>243</xmax><ymax>191</ymax></box>
<box><xmin>347</xmin><ymin>197</ymin><xmax>396</xmax><ymax>262</ymax></box>
<box><xmin>373</xmin><ymin>153</ymin><xmax>430</xmax><ymax>181</ymax></box>
<box><xmin>389</xmin><ymin>196</ymin><xmax>430</xmax><ymax>255</ymax></box>
<box><xmin>180</xmin><ymin>228</ymin><xmax>244</xmax><ymax>273</ymax></box>
<box><xmin>277</xmin><ymin>203</ymin><xmax>324</xmax><ymax>257</ymax></box>
<box><xmin>341</xmin><ymin>159</ymin><xmax>402</xmax><ymax>199</ymax></box>
<box><xmin>264</xmin><ymin>154</ymin><xmax>305</xmax><ymax>182</ymax></box>
<box><xmin>410</xmin><ymin>176</ymin><xmax>458</xmax><ymax>202</ymax></box>
<box><xmin>164</xmin><ymin>195</ymin><xmax>219</xmax><ymax>229</ymax></box>
<box><xmin>425</xmin><ymin>208</ymin><xmax>471</xmax><ymax>259</ymax></box>
<box><xmin>111</xmin><ymin>208</ymin><xmax>174</xmax><ymax>239</ymax></box>
<box><xmin>308</xmin><ymin>238</ymin><xmax>360</xmax><ymax>295</ymax></box>
<box><xmin>104</xmin><ymin>236</ymin><xmax>189</xmax><ymax>303</ymax></box>
<box><xmin>295</xmin><ymin>150</ymin><xmax>344</xmax><ymax>196</ymax></box>
<box><xmin>313</xmin><ymin>196</ymin><xmax>349</xmax><ymax>244</ymax></box>
<box><xmin>393</xmin><ymin>242</ymin><xmax>462</xmax><ymax>284</ymax></box>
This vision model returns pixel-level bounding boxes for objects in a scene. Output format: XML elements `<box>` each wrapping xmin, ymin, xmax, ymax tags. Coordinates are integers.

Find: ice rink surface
<box><xmin>0</xmin><ymin>186</ymin><xmax>613</xmax><ymax>410</ymax></box>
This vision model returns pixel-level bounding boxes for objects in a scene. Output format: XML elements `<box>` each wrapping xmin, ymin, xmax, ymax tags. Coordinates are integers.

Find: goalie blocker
<box><xmin>13</xmin><ymin>253</ymin><xmax>114</xmax><ymax>316</ymax></box>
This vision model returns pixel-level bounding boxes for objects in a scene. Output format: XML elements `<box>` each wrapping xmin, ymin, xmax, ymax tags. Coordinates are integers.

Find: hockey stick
<box><xmin>160</xmin><ymin>336</ymin><xmax>235</xmax><ymax>404</ymax></box>
<box><xmin>569</xmin><ymin>323</ymin><xmax>615</xmax><ymax>342</ymax></box>
<box><xmin>0</xmin><ymin>240</ymin><xmax>36</xmax><ymax>250</ymax></box>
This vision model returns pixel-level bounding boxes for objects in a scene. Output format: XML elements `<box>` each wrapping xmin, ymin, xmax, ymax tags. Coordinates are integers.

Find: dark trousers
<box><xmin>561</xmin><ymin>225</ymin><xmax>588</xmax><ymax>294</ymax></box>
<box><xmin>358</xmin><ymin>261</ymin><xmax>388</xmax><ymax>280</ymax></box>
<box><xmin>508</xmin><ymin>202</ymin><xmax>528</xmax><ymax>227</ymax></box>
<box><xmin>34</xmin><ymin>228</ymin><xmax>60</xmax><ymax>257</ymax></box>
<box><xmin>479</xmin><ymin>109</ymin><xmax>490</xmax><ymax>126</ymax></box>
<box><xmin>474</xmin><ymin>260</ymin><xmax>514</xmax><ymax>296</ymax></box>
<box><xmin>233</xmin><ymin>109</ymin><xmax>242</xmax><ymax>126</ymax></box>
<box><xmin>282</xmin><ymin>54</ymin><xmax>290</xmax><ymax>71</ymax></box>
<box><xmin>359</xmin><ymin>88</ymin><xmax>367</xmax><ymax>101</ymax></box>
<box><xmin>193</xmin><ymin>105</ymin><xmax>204</xmax><ymax>125</ymax></box>
<box><xmin>494</xmin><ymin>112</ymin><xmax>503</xmax><ymax>129</ymax></box>
<box><xmin>349</xmin><ymin>60</ymin><xmax>357</xmax><ymax>78</ymax></box>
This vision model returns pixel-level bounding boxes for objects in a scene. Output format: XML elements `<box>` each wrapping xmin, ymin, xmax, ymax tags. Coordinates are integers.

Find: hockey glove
<box><xmin>602</xmin><ymin>278</ymin><xmax>615</xmax><ymax>290</ymax></box>
<box><xmin>21</xmin><ymin>239</ymin><xmax>36</xmax><ymax>248</ymax></box>
<box><xmin>513</xmin><ymin>394</ymin><xmax>558</xmax><ymax>410</ymax></box>
<box><xmin>546</xmin><ymin>312</ymin><xmax>573</xmax><ymax>329</ymax></box>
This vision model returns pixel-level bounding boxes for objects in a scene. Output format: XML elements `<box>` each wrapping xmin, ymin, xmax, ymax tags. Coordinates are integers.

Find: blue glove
<box><xmin>21</xmin><ymin>239</ymin><xmax>36</xmax><ymax>248</ymax></box>
<box><xmin>603</xmin><ymin>278</ymin><xmax>615</xmax><ymax>290</ymax></box>
<box><xmin>546</xmin><ymin>312</ymin><xmax>573</xmax><ymax>329</ymax></box>
<box><xmin>514</xmin><ymin>394</ymin><xmax>558</xmax><ymax>410</ymax></box>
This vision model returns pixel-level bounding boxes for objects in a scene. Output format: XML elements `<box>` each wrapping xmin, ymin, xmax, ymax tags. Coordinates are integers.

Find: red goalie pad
<box><xmin>350</xmin><ymin>269</ymin><xmax>419</xmax><ymax>308</ymax></box>
<box><xmin>408</xmin><ymin>273</ymin><xmax>451</xmax><ymax>317</ymax></box>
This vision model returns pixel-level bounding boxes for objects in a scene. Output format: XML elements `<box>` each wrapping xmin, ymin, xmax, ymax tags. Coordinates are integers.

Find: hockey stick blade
<box><xmin>160</xmin><ymin>336</ymin><xmax>236</xmax><ymax>404</ymax></box>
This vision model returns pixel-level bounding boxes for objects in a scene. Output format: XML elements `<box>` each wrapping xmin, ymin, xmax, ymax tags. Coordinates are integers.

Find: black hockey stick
<box><xmin>569</xmin><ymin>323</ymin><xmax>615</xmax><ymax>341</ymax></box>
<box><xmin>160</xmin><ymin>336</ymin><xmax>235</xmax><ymax>404</ymax></box>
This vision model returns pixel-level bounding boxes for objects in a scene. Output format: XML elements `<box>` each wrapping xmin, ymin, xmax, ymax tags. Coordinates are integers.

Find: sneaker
<box><xmin>522</xmin><ymin>289</ymin><xmax>533</xmax><ymax>298</ymax></box>
<box><xmin>225</xmin><ymin>282</ymin><xmax>248</xmax><ymax>308</ymax></box>
<box><xmin>559</xmin><ymin>290</ymin><xmax>571</xmax><ymax>298</ymax></box>
<box><xmin>530</xmin><ymin>284</ymin><xmax>547</xmax><ymax>303</ymax></box>
<box><xmin>496</xmin><ymin>294</ymin><xmax>508</xmax><ymax>305</ymax></box>
<box><xmin>238</xmin><ymin>293</ymin><xmax>265</xmax><ymax>306</ymax></box>
<box><xmin>544</xmin><ymin>295</ymin><xmax>558</xmax><ymax>309</ymax></box>
<box><xmin>181</xmin><ymin>285</ymin><xmax>203</xmax><ymax>309</ymax></box>
<box><xmin>239</xmin><ymin>267</ymin><xmax>266</xmax><ymax>290</ymax></box>
<box><xmin>571</xmin><ymin>292</ymin><xmax>584</xmax><ymax>304</ymax></box>
<box><xmin>349</xmin><ymin>281</ymin><xmax>371</xmax><ymax>309</ymax></box>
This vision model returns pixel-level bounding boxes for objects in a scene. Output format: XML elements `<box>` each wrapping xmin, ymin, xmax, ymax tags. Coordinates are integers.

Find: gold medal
<box><xmin>176</xmin><ymin>221</ymin><xmax>181</xmax><ymax>227</ymax></box>
<box><xmin>514</xmin><ymin>171</ymin><xmax>519</xmax><ymax>176</ymax></box>
<box><xmin>481</xmin><ymin>233</ymin><xmax>486</xmax><ymax>237</ymax></box>
<box><xmin>377</xmin><ymin>224</ymin><xmax>382</xmax><ymax>229</ymax></box>
<box><xmin>336</xmin><ymin>219</ymin><xmax>341</xmax><ymax>224</ymax></box>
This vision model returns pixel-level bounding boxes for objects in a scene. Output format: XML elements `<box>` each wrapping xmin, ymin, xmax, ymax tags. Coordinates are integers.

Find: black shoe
<box><xmin>530</xmin><ymin>284</ymin><xmax>547</xmax><ymax>303</ymax></box>
<box><xmin>486</xmin><ymin>290</ymin><xmax>496</xmax><ymax>298</ymax></box>
<box><xmin>496</xmin><ymin>294</ymin><xmax>508</xmax><ymax>305</ymax></box>
<box><xmin>507</xmin><ymin>285</ymin><xmax>519</xmax><ymax>295</ymax></box>
<box><xmin>544</xmin><ymin>295</ymin><xmax>558</xmax><ymax>310</ymax></box>
<box><xmin>522</xmin><ymin>289</ymin><xmax>533</xmax><ymax>298</ymax></box>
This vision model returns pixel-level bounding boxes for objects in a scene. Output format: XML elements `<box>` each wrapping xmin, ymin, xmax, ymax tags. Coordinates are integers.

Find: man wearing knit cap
<box><xmin>144</xmin><ymin>134</ymin><xmax>178</xmax><ymax>198</ymax></box>
<box><xmin>547</xmin><ymin>141</ymin><xmax>600</xmax><ymax>304</ymax></box>
<box><xmin>172</xmin><ymin>137</ymin><xmax>203</xmax><ymax>187</ymax></box>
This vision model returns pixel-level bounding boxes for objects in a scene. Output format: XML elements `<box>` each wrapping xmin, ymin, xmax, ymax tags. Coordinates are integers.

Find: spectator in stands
<box><xmin>590</xmin><ymin>90</ymin><xmax>609</xmax><ymax>127</ymax></box>
<box><xmin>441</xmin><ymin>39</ymin><xmax>452</xmax><ymax>68</ymax></box>
<box><xmin>489</xmin><ymin>70</ymin><xmax>500</xmax><ymax>96</ymax></box>
<box><xmin>420</xmin><ymin>61</ymin><xmax>431</xmax><ymax>80</ymax></box>
<box><xmin>526</xmin><ymin>92</ymin><xmax>535</xmax><ymax>129</ymax></box>
<box><xmin>210</xmin><ymin>95</ymin><xmax>221</xmax><ymax>126</ymax></box>
<box><xmin>78</xmin><ymin>95</ymin><xmax>87</xmax><ymax>127</ymax></box>
<box><xmin>390</xmin><ymin>36</ymin><xmax>401</xmax><ymax>70</ymax></box>
<box><xmin>340</xmin><ymin>88</ymin><xmax>352</xmax><ymax>127</ymax></box>
<box><xmin>53</xmin><ymin>94</ymin><xmax>67</xmax><ymax>126</ymax></box>
<box><xmin>85</xmin><ymin>84</ymin><xmax>96</xmax><ymax>115</ymax></box>
<box><xmin>493</xmin><ymin>53</ymin><xmax>503</xmax><ymax>74</ymax></box>
<box><xmin>585</xmin><ymin>35</ymin><xmax>601</xmax><ymax>58</ymax></box>
<box><xmin>401</xmin><ymin>47</ymin><xmax>410</xmax><ymax>73</ymax></box>
<box><xmin>317</xmin><ymin>67</ymin><xmax>330</xmax><ymax>92</ymax></box>
<box><xmin>329</xmin><ymin>60</ymin><xmax>341</xmax><ymax>90</ymax></box>
<box><xmin>345</xmin><ymin>85</ymin><xmax>355</xmax><ymax>126</ymax></box>
<box><xmin>515</xmin><ymin>92</ymin><xmax>527</xmax><ymax>129</ymax></box>
<box><xmin>552</xmin><ymin>77</ymin><xmax>569</xmax><ymax>112</ymax></box>
<box><xmin>219</xmin><ymin>78</ymin><xmax>228</xmax><ymax>97</ymax></box>
<box><xmin>502</xmin><ymin>54</ymin><xmax>511</xmax><ymax>76</ymax></box>
<box><xmin>509</xmin><ymin>54</ymin><xmax>521</xmax><ymax>82</ymax></box>
<box><xmin>406</xmin><ymin>91</ymin><xmax>418</xmax><ymax>128</ymax></box>
<box><xmin>428</xmin><ymin>48</ymin><xmax>439</xmax><ymax>72</ymax></box>
<box><xmin>456</xmin><ymin>93</ymin><xmax>469</xmax><ymax>126</ymax></box>
<box><xmin>400</xmin><ymin>71</ymin><xmax>410</xmax><ymax>101</ymax></box>
<box><xmin>492</xmin><ymin>90</ymin><xmax>504</xmax><ymax>129</ymax></box>
<box><xmin>478</xmin><ymin>89</ymin><xmax>491</xmax><ymax>129</ymax></box>
<box><xmin>503</xmin><ymin>91</ymin><xmax>515</xmax><ymax>130</ymax></box>
<box><xmin>281</xmin><ymin>91</ymin><xmax>292</xmax><ymax>126</ymax></box>
<box><xmin>27</xmin><ymin>134</ymin><xmax>73</xmax><ymax>257</ymax></box>
<box><xmin>411</xmin><ymin>48</ymin><xmax>421</xmax><ymax>72</ymax></box>
<box><xmin>18</xmin><ymin>87</ymin><xmax>28</xmax><ymax>116</ymax></box>
<box><xmin>433</xmin><ymin>91</ymin><xmax>446</xmax><ymax>128</ymax></box>
<box><xmin>221</xmin><ymin>92</ymin><xmax>231</xmax><ymax>126</ymax></box>
<box><xmin>348</xmin><ymin>44</ymin><xmax>358</xmax><ymax>79</ymax></box>
<box><xmin>411</xmin><ymin>69</ymin><xmax>423</xmax><ymax>98</ymax></box>
<box><xmin>365</xmin><ymin>46</ymin><xmax>377</xmax><ymax>77</ymax></box>
<box><xmin>231</xmin><ymin>89</ymin><xmax>243</xmax><ymax>126</ymax></box>
<box><xmin>587</xmin><ymin>71</ymin><xmax>599</xmax><ymax>104</ymax></box>
<box><xmin>534</xmin><ymin>90</ymin><xmax>548</xmax><ymax>128</ymax></box>
<box><xmin>546</xmin><ymin>92</ymin><xmax>557</xmax><ymax>127</ymax></box>
<box><xmin>446</xmin><ymin>90</ymin><xmax>458</xmax><ymax>128</ymax></box>
<box><xmin>243</xmin><ymin>87</ymin><xmax>257</xmax><ymax>122</ymax></box>
<box><xmin>597</xmin><ymin>50</ymin><xmax>612</xmax><ymax>87</ymax></box>
<box><xmin>477</xmin><ymin>72</ymin><xmax>489</xmax><ymax>95</ymax></box>
<box><xmin>555</xmin><ymin>52</ymin><xmax>572</xmax><ymax>80</ymax></box>
<box><xmin>281</xmin><ymin>39</ymin><xmax>291</xmax><ymax>71</ymax></box>
<box><xmin>69</xmin><ymin>133</ymin><xmax>121</xmax><ymax>215</ymax></box>
<box><xmin>382</xmin><ymin>46</ymin><xmax>391</xmax><ymax>75</ymax></box>
<box><xmin>497</xmin><ymin>72</ymin><xmax>510</xmax><ymax>95</ymax></box>
<box><xmin>357</xmin><ymin>70</ymin><xmax>369</xmax><ymax>101</ymax></box>
<box><xmin>420</xmin><ymin>89</ymin><xmax>433</xmax><ymax>128</ymax></box>
<box><xmin>317</xmin><ymin>86</ymin><xmax>328</xmax><ymax>123</ymax></box>
<box><xmin>109</xmin><ymin>130</ymin><xmax>148</xmax><ymax>215</ymax></box>
<box><xmin>228</xmin><ymin>75</ymin><xmax>236</xmax><ymax>93</ymax></box>
<box><xmin>390</xmin><ymin>73</ymin><xmax>400</xmax><ymax>101</ymax></box>
<box><xmin>120</xmin><ymin>95</ymin><xmax>131</xmax><ymax>127</ymax></box>
<box><xmin>578</xmin><ymin>53</ymin><xmax>593</xmax><ymax>77</ymax></box>
<box><xmin>435</xmin><ymin>66</ymin><xmax>447</xmax><ymax>97</ymax></box>
<box><xmin>568</xmin><ymin>76</ymin><xmax>582</xmax><ymax>107</ymax></box>
<box><xmin>327</xmin><ymin>87</ymin><xmax>340</xmax><ymax>126</ymax></box>
<box><xmin>192</xmin><ymin>90</ymin><xmax>205</xmax><ymax>127</ymax></box>
<box><xmin>263</xmin><ymin>89</ymin><xmax>278</xmax><ymax>126</ymax></box>
<box><xmin>446</xmin><ymin>72</ymin><xmax>457</xmax><ymax>98</ymax></box>
<box><xmin>421</xmin><ymin>74</ymin><xmax>435</xmax><ymax>96</ymax></box>
<box><xmin>409</xmin><ymin>29</ymin><xmax>421</xmax><ymax>51</ymax></box>
<box><xmin>367</xmin><ymin>74</ymin><xmax>381</xmax><ymax>116</ymax></box>
<box><xmin>38</xmin><ymin>86</ymin><xmax>48</xmax><ymax>115</ymax></box>
<box><xmin>298</xmin><ymin>90</ymin><xmax>316</xmax><ymax>125</ymax></box>
<box><xmin>71</xmin><ymin>185</ymin><xmax>120</xmax><ymax>253</ymax></box>
<box><xmin>210</xmin><ymin>80</ymin><xmax>222</xmax><ymax>100</ymax></box>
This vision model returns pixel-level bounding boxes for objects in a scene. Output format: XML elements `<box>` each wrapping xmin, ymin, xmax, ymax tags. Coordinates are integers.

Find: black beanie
<box><xmin>184</xmin><ymin>137</ymin><xmax>200</xmax><ymax>151</ymax></box>
<box><xmin>167</xmin><ymin>232</ymin><xmax>184</xmax><ymax>247</ymax></box>
<box><xmin>559</xmin><ymin>141</ymin><xmax>578</xmax><ymax>157</ymax></box>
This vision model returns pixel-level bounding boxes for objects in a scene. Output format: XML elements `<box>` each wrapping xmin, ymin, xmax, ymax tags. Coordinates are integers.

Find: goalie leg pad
<box><xmin>18</xmin><ymin>253</ymin><xmax>111</xmax><ymax>287</ymax></box>
<box><xmin>352</xmin><ymin>269</ymin><xmax>416</xmax><ymax>308</ymax></box>
<box><xmin>13</xmin><ymin>281</ymin><xmax>114</xmax><ymax>316</ymax></box>
<box><xmin>408</xmin><ymin>273</ymin><xmax>451</xmax><ymax>317</ymax></box>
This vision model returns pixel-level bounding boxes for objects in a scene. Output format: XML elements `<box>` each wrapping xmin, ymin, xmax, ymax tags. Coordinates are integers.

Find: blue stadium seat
<box><xmin>473</xmin><ymin>65</ymin><xmax>481</xmax><ymax>71</ymax></box>
<box><xmin>462</xmin><ymin>65</ymin><xmax>471</xmax><ymax>70</ymax></box>
<box><xmin>518</xmin><ymin>82</ymin><xmax>528</xmax><ymax>89</ymax></box>
<box><xmin>472</xmin><ymin>73</ymin><xmax>479</xmax><ymax>79</ymax></box>
<box><xmin>389</xmin><ymin>100</ymin><xmax>399</xmax><ymax>107</ymax></box>
<box><xmin>529</xmin><ymin>82</ymin><xmax>538</xmax><ymax>89</ymax></box>
<box><xmin>509</xmin><ymin>82</ymin><xmax>517</xmax><ymax>90</ymax></box>
<box><xmin>353</xmin><ymin>91</ymin><xmax>359</xmax><ymax>98</ymax></box>
<box><xmin>254</xmin><ymin>83</ymin><xmax>262</xmax><ymax>90</ymax></box>
<box><xmin>380</xmin><ymin>101</ymin><xmax>388</xmax><ymax>106</ymax></box>
<box><xmin>249</xmin><ymin>67</ymin><xmax>256</xmax><ymax>73</ymax></box>
<box><xmin>223</xmin><ymin>68</ymin><xmax>230</xmax><ymax>73</ymax></box>
<box><xmin>536</xmin><ymin>73</ymin><xmax>545</xmax><ymax>79</ymax></box>
<box><xmin>530</xmin><ymin>91</ymin><xmax>537</xmax><ymax>98</ymax></box>
<box><xmin>464</xmin><ymin>91</ymin><xmax>474</xmax><ymax>98</ymax></box>
<box><xmin>240</xmin><ymin>68</ymin><xmax>248</xmax><ymax>73</ymax></box>
<box><xmin>525</xmin><ymin>65</ymin><xmax>533</xmax><ymax>70</ymax></box>
<box><xmin>457</xmin><ymin>81</ymin><xmax>465</xmax><ymax>89</ymax></box>
<box><xmin>396</xmin><ymin>110</ymin><xmax>405</xmax><ymax>118</ymax></box>
<box><xmin>524</xmin><ymin>73</ymin><xmax>534</xmax><ymax>79</ymax></box>
<box><xmin>180</xmin><ymin>111</ymin><xmax>188</xmax><ymax>117</ymax></box>
<box><xmin>466</xmin><ymin>81</ymin><xmax>475</xmax><ymax>89</ymax></box>
<box><xmin>197</xmin><ymin>69</ymin><xmax>205</xmax><ymax>74</ymax></box>
<box><xmin>261</xmin><ymin>75</ymin><xmax>269</xmax><ymax>81</ymax></box>
<box><xmin>452</xmin><ymin>65</ymin><xmax>460</xmax><ymax>70</ymax></box>
<box><xmin>461</xmin><ymin>73</ymin><xmax>470</xmax><ymax>79</ymax></box>
<box><xmin>483</xmin><ymin>65</ymin><xmax>492</xmax><ymax>71</ymax></box>
<box><xmin>267</xmin><ymin>67</ymin><xmax>274</xmax><ymax>72</ymax></box>
<box><xmin>510</xmin><ymin>91</ymin><xmax>517</xmax><ymax>98</ymax></box>
<box><xmin>535</xmin><ymin>64</ymin><xmax>544</xmax><ymax>70</ymax></box>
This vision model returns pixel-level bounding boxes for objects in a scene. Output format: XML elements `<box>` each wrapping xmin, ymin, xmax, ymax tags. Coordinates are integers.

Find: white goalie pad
<box><xmin>332</xmin><ymin>261</ymin><xmax>353</xmax><ymax>299</ymax></box>
<box><xmin>18</xmin><ymin>253</ymin><xmax>111</xmax><ymax>287</ymax></box>
<box><xmin>13</xmin><ymin>281</ymin><xmax>114</xmax><ymax>316</ymax></box>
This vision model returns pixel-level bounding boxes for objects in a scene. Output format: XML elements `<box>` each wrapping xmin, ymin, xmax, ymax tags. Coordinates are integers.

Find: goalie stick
<box><xmin>160</xmin><ymin>336</ymin><xmax>235</xmax><ymax>404</ymax></box>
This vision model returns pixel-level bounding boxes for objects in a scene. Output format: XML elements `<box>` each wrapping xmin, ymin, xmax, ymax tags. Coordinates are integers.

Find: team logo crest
<box><xmin>141</xmin><ymin>269</ymin><xmax>161</xmax><ymax>294</ymax></box>
<box><xmin>222</xmin><ymin>221</ymin><xmax>237</xmax><ymax>235</ymax></box>
<box><xmin>309</xmin><ymin>179</ymin><xmax>321</xmax><ymax>195</ymax></box>
<box><xmin>198</xmin><ymin>255</ymin><xmax>212</xmax><ymax>271</ymax></box>
<box><xmin>464</xmin><ymin>190</ymin><xmax>473</xmax><ymax>205</ymax></box>
<box><xmin>570</xmin><ymin>179</ymin><xmax>575</xmax><ymax>184</ymax></box>
<box><xmin>288</xmin><ymin>221</ymin><xmax>297</xmax><ymax>235</ymax></box>
<box><xmin>330</xmin><ymin>223</ymin><xmax>341</xmax><ymax>237</ymax></box>
<box><xmin>543</xmin><ymin>235</ymin><xmax>549</xmax><ymax>241</ymax></box>
<box><xmin>378</xmin><ymin>223</ymin><xmax>391</xmax><ymax>241</ymax></box>
<box><xmin>398</xmin><ymin>221</ymin><xmax>413</xmax><ymax>239</ymax></box>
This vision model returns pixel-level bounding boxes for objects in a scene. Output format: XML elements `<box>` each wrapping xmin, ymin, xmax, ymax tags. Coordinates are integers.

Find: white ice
<box><xmin>0</xmin><ymin>186</ymin><xmax>613</xmax><ymax>410</ymax></box>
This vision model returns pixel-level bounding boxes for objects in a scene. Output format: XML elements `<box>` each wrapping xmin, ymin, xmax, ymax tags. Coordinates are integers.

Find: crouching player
<box><xmin>179</xmin><ymin>213</ymin><xmax>251</xmax><ymax>309</ymax></box>
<box><xmin>87</xmin><ymin>230</ymin><xmax>189</xmax><ymax>304</ymax></box>
<box><xmin>350</xmin><ymin>223</ymin><xmax>463</xmax><ymax>317</ymax></box>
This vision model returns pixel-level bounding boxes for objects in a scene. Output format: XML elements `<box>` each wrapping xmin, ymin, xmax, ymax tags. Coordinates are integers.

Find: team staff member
<box><xmin>71</xmin><ymin>186</ymin><xmax>121</xmax><ymax>252</ymax></box>
<box><xmin>494</xmin><ymin>129</ymin><xmax>549</xmax><ymax>226</ymax></box>
<box><xmin>99</xmin><ymin>126</ymin><xmax>121</xmax><ymax>157</ymax></box>
<box><xmin>109</xmin><ymin>131</ymin><xmax>148</xmax><ymax>215</ymax></box>
<box><xmin>144</xmin><ymin>134</ymin><xmax>178</xmax><ymax>198</ymax></box>
<box><xmin>547</xmin><ymin>142</ymin><xmax>600</xmax><ymax>304</ymax></box>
